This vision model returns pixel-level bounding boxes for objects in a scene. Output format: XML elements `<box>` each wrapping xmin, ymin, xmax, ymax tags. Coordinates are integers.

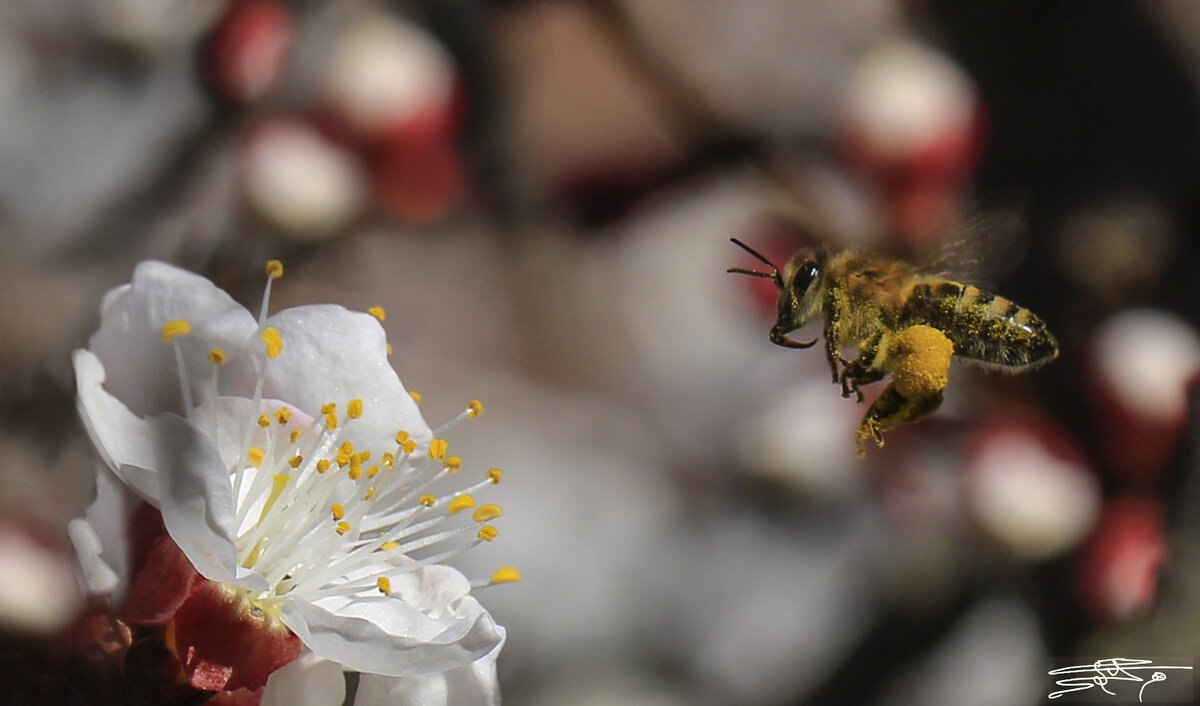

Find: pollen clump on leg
<box><xmin>893</xmin><ymin>325</ymin><xmax>954</xmax><ymax>400</ymax></box>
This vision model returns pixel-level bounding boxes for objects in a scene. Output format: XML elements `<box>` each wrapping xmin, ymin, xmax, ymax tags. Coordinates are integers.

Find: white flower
<box><xmin>73</xmin><ymin>260</ymin><xmax>515</xmax><ymax>705</ymax></box>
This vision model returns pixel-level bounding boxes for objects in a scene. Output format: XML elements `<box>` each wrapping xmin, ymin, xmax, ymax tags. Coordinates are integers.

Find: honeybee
<box><xmin>728</xmin><ymin>238</ymin><xmax>1058</xmax><ymax>454</ymax></box>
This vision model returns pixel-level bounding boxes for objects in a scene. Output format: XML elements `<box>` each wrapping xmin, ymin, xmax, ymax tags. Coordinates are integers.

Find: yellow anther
<box><xmin>490</xmin><ymin>567</ymin><xmax>522</xmax><ymax>584</ymax></box>
<box><xmin>258</xmin><ymin>414</ymin><xmax>272</xmax><ymax>429</ymax></box>
<box><xmin>348</xmin><ymin>464</ymin><xmax>363</xmax><ymax>481</ymax></box>
<box><xmin>409</xmin><ymin>390</ymin><xmax>422</xmax><ymax>403</ymax></box>
<box><xmin>322</xmin><ymin>402</ymin><xmax>337</xmax><ymax>415</ymax></box>
<box><xmin>261</xmin><ymin>327</ymin><xmax>283</xmax><ymax>359</ymax></box>
<box><xmin>382</xmin><ymin>453</ymin><xmax>395</xmax><ymax>468</ymax></box>
<box><xmin>387</xmin><ymin>343</ymin><xmax>393</xmax><ymax>356</ymax></box>
<box><xmin>336</xmin><ymin>453</ymin><xmax>351</xmax><ymax>468</ymax></box>
<box><xmin>208</xmin><ymin>348</ymin><xmax>227</xmax><ymax>365</ymax></box>
<box><xmin>274</xmin><ymin>408</ymin><xmax>292</xmax><ymax>425</ymax></box>
<box><xmin>477</xmin><ymin>526</ymin><xmax>498</xmax><ymax>542</ymax></box>
<box><xmin>367</xmin><ymin>306</ymin><xmax>386</xmax><ymax>322</ymax></box>
<box><xmin>473</xmin><ymin>504</ymin><xmax>503</xmax><ymax>523</ymax></box>
<box><xmin>401</xmin><ymin>440</ymin><xmax>417</xmax><ymax>455</ymax></box>
<box><xmin>377</xmin><ymin>576</ymin><xmax>391</xmax><ymax>595</ymax></box>
<box><xmin>339</xmin><ymin>441</ymin><xmax>355</xmax><ymax>456</ymax></box>
<box><xmin>448</xmin><ymin>495</ymin><xmax>476</xmax><ymax>515</ymax></box>
<box><xmin>467</xmin><ymin>400</ymin><xmax>484</xmax><ymax>418</ymax></box>
<box><xmin>330</xmin><ymin>504</ymin><xmax>345</xmax><ymax>521</ymax></box>
<box><xmin>395</xmin><ymin>431</ymin><xmax>409</xmax><ymax>445</ymax></box>
<box><xmin>347</xmin><ymin>399</ymin><xmax>364</xmax><ymax>419</ymax></box>
<box><xmin>335</xmin><ymin>521</ymin><xmax>351</xmax><ymax>535</ymax></box>
<box><xmin>365</xmin><ymin>486</ymin><xmax>376</xmax><ymax>500</ymax></box>
<box><xmin>316</xmin><ymin>459</ymin><xmax>331</xmax><ymax>474</ymax></box>
<box><xmin>248</xmin><ymin>448</ymin><xmax>265</xmax><ymax>467</ymax></box>
<box><xmin>289</xmin><ymin>429</ymin><xmax>303</xmax><ymax>443</ymax></box>
<box><xmin>161</xmin><ymin>320</ymin><xmax>192</xmax><ymax>342</ymax></box>
<box><xmin>367</xmin><ymin>465</ymin><xmax>381</xmax><ymax>479</ymax></box>
<box><xmin>445</xmin><ymin>456</ymin><xmax>462</xmax><ymax>472</ymax></box>
<box><xmin>419</xmin><ymin>495</ymin><xmax>436</xmax><ymax>507</ymax></box>
<box><xmin>429</xmin><ymin>439</ymin><xmax>448</xmax><ymax>461</ymax></box>
<box><xmin>324</xmin><ymin>413</ymin><xmax>338</xmax><ymax>430</ymax></box>
<box><xmin>266</xmin><ymin>260</ymin><xmax>284</xmax><ymax>279</ymax></box>
<box><xmin>356</xmin><ymin>451</ymin><xmax>371</xmax><ymax>463</ymax></box>
<box><xmin>486</xmin><ymin>468</ymin><xmax>503</xmax><ymax>484</ymax></box>
<box><xmin>381</xmin><ymin>541</ymin><xmax>400</xmax><ymax>550</ymax></box>
<box><xmin>289</xmin><ymin>455</ymin><xmax>303</xmax><ymax>469</ymax></box>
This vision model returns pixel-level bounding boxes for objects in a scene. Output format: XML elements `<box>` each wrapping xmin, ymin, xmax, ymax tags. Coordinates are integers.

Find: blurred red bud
<box><xmin>205</xmin><ymin>0</ymin><xmax>293</xmax><ymax>104</ymax></box>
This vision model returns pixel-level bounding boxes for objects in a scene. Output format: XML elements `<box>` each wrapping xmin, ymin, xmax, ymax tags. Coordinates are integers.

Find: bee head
<box><xmin>727</xmin><ymin>239</ymin><xmax>823</xmax><ymax>349</ymax></box>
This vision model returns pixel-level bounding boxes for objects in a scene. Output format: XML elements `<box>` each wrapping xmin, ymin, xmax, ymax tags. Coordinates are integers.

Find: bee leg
<box><xmin>855</xmin><ymin>383</ymin><xmax>945</xmax><ymax>457</ymax></box>
<box><xmin>838</xmin><ymin>331</ymin><xmax>885</xmax><ymax>401</ymax></box>
<box><xmin>841</xmin><ymin>364</ymin><xmax>883</xmax><ymax>402</ymax></box>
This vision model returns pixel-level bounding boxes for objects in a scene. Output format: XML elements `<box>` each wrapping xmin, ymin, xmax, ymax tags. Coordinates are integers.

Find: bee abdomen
<box><xmin>903</xmin><ymin>281</ymin><xmax>1058</xmax><ymax>371</ymax></box>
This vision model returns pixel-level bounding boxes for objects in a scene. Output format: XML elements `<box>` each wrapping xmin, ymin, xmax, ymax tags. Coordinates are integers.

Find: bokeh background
<box><xmin>3</xmin><ymin>0</ymin><xmax>1200</xmax><ymax>703</ymax></box>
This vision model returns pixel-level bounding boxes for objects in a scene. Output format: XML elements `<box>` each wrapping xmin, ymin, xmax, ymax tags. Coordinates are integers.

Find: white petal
<box><xmin>354</xmin><ymin>634</ymin><xmax>504</xmax><ymax>706</ymax></box>
<box><xmin>66</xmin><ymin>518</ymin><xmax>119</xmax><ymax>596</ymax></box>
<box><xmin>260</xmin><ymin>652</ymin><xmax>346</xmax><ymax>706</ymax></box>
<box><xmin>225</xmin><ymin>304</ymin><xmax>431</xmax><ymax>450</ymax></box>
<box><xmin>74</xmin><ymin>349</ymin><xmax>162</xmax><ymax>501</ymax></box>
<box><xmin>150</xmin><ymin>412</ymin><xmax>267</xmax><ymax>591</ymax></box>
<box><xmin>88</xmin><ymin>261</ymin><xmax>257</xmax><ymax>417</ymax></box>
<box><xmin>280</xmin><ymin>589</ymin><xmax>502</xmax><ymax>677</ymax></box>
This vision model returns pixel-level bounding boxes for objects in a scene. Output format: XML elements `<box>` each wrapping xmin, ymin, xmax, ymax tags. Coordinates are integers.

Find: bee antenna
<box><xmin>727</xmin><ymin>238</ymin><xmax>783</xmax><ymax>286</ymax></box>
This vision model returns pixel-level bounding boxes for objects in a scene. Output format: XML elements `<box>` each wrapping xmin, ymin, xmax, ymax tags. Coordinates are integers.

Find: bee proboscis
<box><xmin>728</xmin><ymin>237</ymin><xmax>1058</xmax><ymax>454</ymax></box>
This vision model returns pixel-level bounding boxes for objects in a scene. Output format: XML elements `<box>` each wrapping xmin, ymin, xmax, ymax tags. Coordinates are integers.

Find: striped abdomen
<box><xmin>901</xmin><ymin>280</ymin><xmax>1058</xmax><ymax>370</ymax></box>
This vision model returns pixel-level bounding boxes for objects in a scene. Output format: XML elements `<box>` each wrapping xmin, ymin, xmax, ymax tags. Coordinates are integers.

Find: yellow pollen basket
<box><xmin>448</xmin><ymin>495</ymin><xmax>476</xmax><ymax>515</ymax></box>
<box><xmin>161</xmin><ymin>320</ymin><xmax>192</xmax><ymax>342</ymax></box>
<box><xmin>490</xmin><ymin>566</ymin><xmax>522</xmax><ymax>584</ymax></box>
<box><xmin>473</xmin><ymin>504</ymin><xmax>503</xmax><ymax>523</ymax></box>
<box><xmin>260</xmin><ymin>327</ymin><xmax>283</xmax><ymax>359</ymax></box>
<box><xmin>368</xmin><ymin>306</ymin><xmax>387</xmax><ymax>322</ymax></box>
<box><xmin>266</xmin><ymin>260</ymin><xmax>284</xmax><ymax>279</ymax></box>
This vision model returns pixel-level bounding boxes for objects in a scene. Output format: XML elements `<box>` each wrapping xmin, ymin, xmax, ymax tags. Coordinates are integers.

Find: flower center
<box><xmin>160</xmin><ymin>260</ymin><xmax>519</xmax><ymax>611</ymax></box>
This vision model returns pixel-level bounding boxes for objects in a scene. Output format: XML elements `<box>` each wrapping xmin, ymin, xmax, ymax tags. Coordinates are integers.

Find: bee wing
<box><xmin>913</xmin><ymin>195</ymin><xmax>1030</xmax><ymax>289</ymax></box>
